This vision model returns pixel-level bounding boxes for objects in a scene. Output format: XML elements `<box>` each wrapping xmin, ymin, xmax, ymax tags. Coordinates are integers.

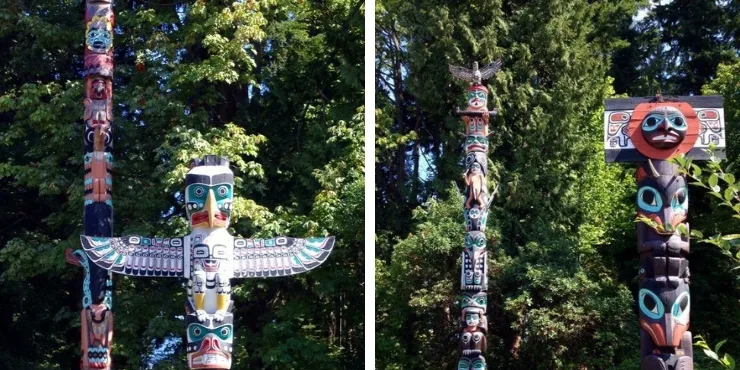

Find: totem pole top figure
<box><xmin>74</xmin><ymin>155</ymin><xmax>334</xmax><ymax>369</ymax></box>
<box><xmin>603</xmin><ymin>95</ymin><xmax>726</xmax><ymax>162</ymax></box>
<box><xmin>449</xmin><ymin>61</ymin><xmax>501</xmax><ymax>119</ymax></box>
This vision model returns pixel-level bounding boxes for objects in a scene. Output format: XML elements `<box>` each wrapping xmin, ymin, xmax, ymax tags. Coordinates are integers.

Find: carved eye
<box><xmin>217</xmin><ymin>186</ymin><xmax>228</xmax><ymax>196</ymax></box>
<box><xmin>670</xmin><ymin>116</ymin><xmax>687</xmax><ymax>130</ymax></box>
<box><xmin>639</xmin><ymin>289</ymin><xmax>664</xmax><ymax>319</ymax></box>
<box><xmin>638</xmin><ymin>186</ymin><xmax>662</xmax><ymax>212</ymax></box>
<box><xmin>194</xmin><ymin>187</ymin><xmax>204</xmax><ymax>196</ymax></box>
<box><xmin>194</xmin><ymin>245</ymin><xmax>208</xmax><ymax>257</ymax></box>
<box><xmin>673</xmin><ymin>291</ymin><xmax>690</xmax><ymax>324</ymax></box>
<box><xmin>220</xmin><ymin>327</ymin><xmax>230</xmax><ymax>338</ymax></box>
<box><xmin>642</xmin><ymin>115</ymin><xmax>661</xmax><ymax>131</ymax></box>
<box><xmin>212</xmin><ymin>245</ymin><xmax>227</xmax><ymax>259</ymax></box>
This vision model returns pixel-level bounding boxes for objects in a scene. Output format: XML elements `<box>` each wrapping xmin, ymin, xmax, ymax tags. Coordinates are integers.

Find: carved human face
<box><xmin>185</xmin><ymin>165</ymin><xmax>234</xmax><ymax>229</ymax></box>
<box><xmin>191</xmin><ymin>243</ymin><xmax>229</xmax><ymax>273</ymax></box>
<box><xmin>640</xmin><ymin>106</ymin><xmax>688</xmax><ymax>149</ymax></box>
<box><xmin>466</xmin><ymin>89</ymin><xmax>487</xmax><ymax>109</ymax></box>
<box><xmin>186</xmin><ymin>315</ymin><xmax>233</xmax><ymax>369</ymax></box>
<box><xmin>638</xmin><ymin>283</ymin><xmax>690</xmax><ymax>348</ymax></box>
<box><xmin>90</xmin><ymin>79</ymin><xmax>108</xmax><ymax>100</ymax></box>
<box><xmin>464</xmin><ymin>135</ymin><xmax>488</xmax><ymax>153</ymax></box>
<box><xmin>465</xmin><ymin>311</ymin><xmax>481</xmax><ymax>328</ymax></box>
<box><xmin>86</xmin><ymin>16</ymin><xmax>113</xmax><ymax>54</ymax></box>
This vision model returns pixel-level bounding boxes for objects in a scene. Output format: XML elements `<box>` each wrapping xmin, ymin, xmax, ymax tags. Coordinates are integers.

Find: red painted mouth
<box><xmin>192</xmin><ymin>212</ymin><xmax>209</xmax><ymax>225</ymax></box>
<box><xmin>201</xmin><ymin>259</ymin><xmax>221</xmax><ymax>272</ymax></box>
<box><xmin>190</xmin><ymin>337</ymin><xmax>230</xmax><ymax>369</ymax></box>
<box><xmin>467</xmin><ymin>144</ymin><xmax>487</xmax><ymax>151</ymax></box>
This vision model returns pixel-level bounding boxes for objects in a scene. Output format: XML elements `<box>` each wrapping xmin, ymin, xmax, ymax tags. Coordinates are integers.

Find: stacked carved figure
<box><xmin>69</xmin><ymin>156</ymin><xmax>334</xmax><ymax>369</ymax></box>
<box><xmin>450</xmin><ymin>61</ymin><xmax>501</xmax><ymax>370</ymax></box>
<box><xmin>604</xmin><ymin>96</ymin><xmax>726</xmax><ymax>370</ymax></box>
<box><xmin>64</xmin><ymin>0</ymin><xmax>116</xmax><ymax>368</ymax></box>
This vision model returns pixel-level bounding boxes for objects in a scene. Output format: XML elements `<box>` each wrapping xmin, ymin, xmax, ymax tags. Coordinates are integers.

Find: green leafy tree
<box><xmin>0</xmin><ymin>1</ymin><xmax>364</xmax><ymax>369</ymax></box>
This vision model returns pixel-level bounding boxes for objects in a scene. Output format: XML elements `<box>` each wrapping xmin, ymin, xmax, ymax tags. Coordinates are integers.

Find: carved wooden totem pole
<box><xmin>604</xmin><ymin>95</ymin><xmax>726</xmax><ymax>370</ymax></box>
<box><xmin>449</xmin><ymin>61</ymin><xmax>501</xmax><ymax>370</ymax></box>
<box><xmin>70</xmin><ymin>155</ymin><xmax>334</xmax><ymax>369</ymax></box>
<box><xmin>64</xmin><ymin>0</ymin><xmax>116</xmax><ymax>368</ymax></box>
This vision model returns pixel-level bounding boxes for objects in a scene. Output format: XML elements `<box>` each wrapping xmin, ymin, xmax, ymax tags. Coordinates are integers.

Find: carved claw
<box><xmin>214</xmin><ymin>310</ymin><xmax>227</xmax><ymax>322</ymax></box>
<box><xmin>196</xmin><ymin>310</ymin><xmax>208</xmax><ymax>323</ymax></box>
<box><xmin>66</xmin><ymin>248</ymin><xmax>82</xmax><ymax>266</ymax></box>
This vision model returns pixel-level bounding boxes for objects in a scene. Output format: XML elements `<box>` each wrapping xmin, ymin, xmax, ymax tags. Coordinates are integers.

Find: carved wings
<box><xmin>232</xmin><ymin>236</ymin><xmax>335</xmax><ymax>278</ymax></box>
<box><xmin>80</xmin><ymin>235</ymin><xmax>185</xmax><ymax>277</ymax></box>
<box><xmin>477</xmin><ymin>60</ymin><xmax>503</xmax><ymax>81</ymax></box>
<box><xmin>449</xmin><ymin>60</ymin><xmax>503</xmax><ymax>83</ymax></box>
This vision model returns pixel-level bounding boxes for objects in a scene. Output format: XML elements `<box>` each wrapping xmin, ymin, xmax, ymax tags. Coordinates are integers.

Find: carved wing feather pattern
<box><xmin>80</xmin><ymin>235</ymin><xmax>185</xmax><ymax>277</ymax></box>
<box><xmin>232</xmin><ymin>236</ymin><xmax>335</xmax><ymax>278</ymax></box>
<box><xmin>478</xmin><ymin>60</ymin><xmax>502</xmax><ymax>80</ymax></box>
<box><xmin>449</xmin><ymin>64</ymin><xmax>476</xmax><ymax>82</ymax></box>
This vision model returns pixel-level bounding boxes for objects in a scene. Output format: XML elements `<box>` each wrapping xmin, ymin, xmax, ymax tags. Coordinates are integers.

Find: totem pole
<box><xmin>449</xmin><ymin>61</ymin><xmax>502</xmax><ymax>370</ymax></box>
<box><xmin>604</xmin><ymin>95</ymin><xmax>726</xmax><ymax>370</ymax></box>
<box><xmin>64</xmin><ymin>0</ymin><xmax>115</xmax><ymax>368</ymax></box>
<box><xmin>68</xmin><ymin>155</ymin><xmax>334</xmax><ymax>369</ymax></box>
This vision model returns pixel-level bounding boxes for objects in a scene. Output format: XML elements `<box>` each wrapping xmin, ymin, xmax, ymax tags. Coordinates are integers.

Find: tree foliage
<box><xmin>0</xmin><ymin>1</ymin><xmax>364</xmax><ymax>369</ymax></box>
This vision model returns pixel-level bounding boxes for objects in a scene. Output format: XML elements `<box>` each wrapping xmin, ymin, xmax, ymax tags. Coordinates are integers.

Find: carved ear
<box><xmin>647</xmin><ymin>159</ymin><xmax>660</xmax><ymax>178</ymax></box>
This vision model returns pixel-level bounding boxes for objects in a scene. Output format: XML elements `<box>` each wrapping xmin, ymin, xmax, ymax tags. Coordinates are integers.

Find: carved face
<box><xmin>185</xmin><ymin>165</ymin><xmax>234</xmax><ymax>229</ymax></box>
<box><xmin>638</xmin><ymin>283</ymin><xmax>690</xmax><ymax>348</ymax></box>
<box><xmin>466</xmin><ymin>86</ymin><xmax>488</xmax><ymax>109</ymax></box>
<box><xmin>636</xmin><ymin>166</ymin><xmax>688</xmax><ymax>235</ymax></box>
<box><xmin>464</xmin><ymin>232</ymin><xmax>486</xmax><ymax>254</ymax></box>
<box><xmin>640</xmin><ymin>106</ymin><xmax>688</xmax><ymax>149</ymax></box>
<box><xmin>461</xmin><ymin>292</ymin><xmax>487</xmax><ymax>311</ymax></box>
<box><xmin>81</xmin><ymin>304</ymin><xmax>113</xmax><ymax>369</ymax></box>
<box><xmin>90</xmin><ymin>79</ymin><xmax>108</xmax><ymax>100</ymax></box>
<box><xmin>464</xmin><ymin>310</ymin><xmax>482</xmax><ymax>328</ymax></box>
<box><xmin>464</xmin><ymin>135</ymin><xmax>488</xmax><ymax>153</ymax></box>
<box><xmin>191</xmin><ymin>243</ymin><xmax>229</xmax><ymax>273</ymax></box>
<box><xmin>86</xmin><ymin>16</ymin><xmax>113</xmax><ymax>54</ymax></box>
<box><xmin>186</xmin><ymin>315</ymin><xmax>233</xmax><ymax>369</ymax></box>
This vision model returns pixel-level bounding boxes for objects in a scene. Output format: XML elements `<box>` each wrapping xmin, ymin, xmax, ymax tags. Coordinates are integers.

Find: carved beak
<box><xmin>206</xmin><ymin>189</ymin><xmax>218</xmax><ymax>228</ymax></box>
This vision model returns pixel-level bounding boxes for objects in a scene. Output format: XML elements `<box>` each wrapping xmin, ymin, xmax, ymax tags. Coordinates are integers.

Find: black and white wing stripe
<box><xmin>80</xmin><ymin>235</ymin><xmax>185</xmax><ymax>277</ymax></box>
<box><xmin>232</xmin><ymin>236</ymin><xmax>334</xmax><ymax>278</ymax></box>
<box><xmin>478</xmin><ymin>60</ymin><xmax>503</xmax><ymax>81</ymax></box>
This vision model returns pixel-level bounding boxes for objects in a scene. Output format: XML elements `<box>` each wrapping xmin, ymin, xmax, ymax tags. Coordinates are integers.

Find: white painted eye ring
<box><xmin>218</xmin><ymin>186</ymin><xmax>228</xmax><ymax>196</ymax></box>
<box><xmin>194</xmin><ymin>187</ymin><xmax>204</xmax><ymax>196</ymax></box>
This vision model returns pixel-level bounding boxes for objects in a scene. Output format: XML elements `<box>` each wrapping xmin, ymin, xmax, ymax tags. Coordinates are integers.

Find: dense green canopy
<box><xmin>0</xmin><ymin>1</ymin><xmax>364</xmax><ymax>369</ymax></box>
<box><xmin>376</xmin><ymin>0</ymin><xmax>740</xmax><ymax>369</ymax></box>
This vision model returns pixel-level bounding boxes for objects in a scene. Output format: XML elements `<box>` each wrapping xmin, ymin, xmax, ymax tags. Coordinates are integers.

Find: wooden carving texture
<box><xmin>450</xmin><ymin>62</ymin><xmax>499</xmax><ymax>370</ymax></box>
<box><xmin>67</xmin><ymin>0</ymin><xmax>115</xmax><ymax>369</ymax></box>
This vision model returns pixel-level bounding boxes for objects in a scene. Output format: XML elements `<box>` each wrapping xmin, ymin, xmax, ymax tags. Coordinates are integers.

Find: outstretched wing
<box><xmin>80</xmin><ymin>235</ymin><xmax>185</xmax><ymax>277</ymax></box>
<box><xmin>449</xmin><ymin>64</ymin><xmax>475</xmax><ymax>82</ymax></box>
<box><xmin>232</xmin><ymin>236</ymin><xmax>335</xmax><ymax>278</ymax></box>
<box><xmin>478</xmin><ymin>60</ymin><xmax>502</xmax><ymax>81</ymax></box>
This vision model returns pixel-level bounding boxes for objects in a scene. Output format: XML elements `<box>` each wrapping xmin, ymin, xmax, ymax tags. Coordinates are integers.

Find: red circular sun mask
<box><xmin>628</xmin><ymin>102</ymin><xmax>699</xmax><ymax>160</ymax></box>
